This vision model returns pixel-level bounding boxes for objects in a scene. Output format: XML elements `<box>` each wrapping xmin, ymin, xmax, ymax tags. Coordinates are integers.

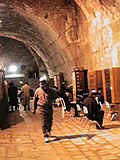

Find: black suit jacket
<box><xmin>83</xmin><ymin>96</ymin><xmax>100</xmax><ymax>120</ymax></box>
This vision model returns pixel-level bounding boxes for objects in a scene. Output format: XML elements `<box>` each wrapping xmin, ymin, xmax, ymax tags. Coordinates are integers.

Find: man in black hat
<box><xmin>33</xmin><ymin>80</ymin><xmax>60</xmax><ymax>142</ymax></box>
<box><xmin>83</xmin><ymin>90</ymin><xmax>105</xmax><ymax>129</ymax></box>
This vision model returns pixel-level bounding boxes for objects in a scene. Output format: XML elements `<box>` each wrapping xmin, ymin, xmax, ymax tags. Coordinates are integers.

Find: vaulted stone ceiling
<box><xmin>0</xmin><ymin>36</ymin><xmax>46</xmax><ymax>76</ymax></box>
<box><xmin>0</xmin><ymin>37</ymin><xmax>33</xmax><ymax>73</ymax></box>
<box><xmin>0</xmin><ymin>0</ymin><xmax>119</xmax><ymax>83</ymax></box>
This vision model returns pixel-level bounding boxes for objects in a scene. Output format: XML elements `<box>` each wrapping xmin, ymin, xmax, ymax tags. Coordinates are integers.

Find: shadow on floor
<box><xmin>47</xmin><ymin>134</ymin><xmax>96</xmax><ymax>143</ymax></box>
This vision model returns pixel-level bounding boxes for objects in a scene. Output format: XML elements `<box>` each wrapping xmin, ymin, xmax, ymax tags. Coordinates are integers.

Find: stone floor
<box><xmin>0</xmin><ymin>106</ymin><xmax>120</xmax><ymax>160</ymax></box>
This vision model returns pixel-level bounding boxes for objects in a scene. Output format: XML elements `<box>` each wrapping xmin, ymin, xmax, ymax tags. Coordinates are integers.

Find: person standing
<box><xmin>21</xmin><ymin>82</ymin><xmax>31</xmax><ymax>111</ymax></box>
<box><xmin>8</xmin><ymin>82</ymin><xmax>19</xmax><ymax>111</ymax></box>
<box><xmin>33</xmin><ymin>80</ymin><xmax>59</xmax><ymax>142</ymax></box>
<box><xmin>83</xmin><ymin>90</ymin><xmax>105</xmax><ymax>129</ymax></box>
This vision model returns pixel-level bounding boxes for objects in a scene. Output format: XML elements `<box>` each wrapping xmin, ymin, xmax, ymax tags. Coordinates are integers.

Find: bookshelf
<box><xmin>72</xmin><ymin>68</ymin><xmax>88</xmax><ymax>101</ymax></box>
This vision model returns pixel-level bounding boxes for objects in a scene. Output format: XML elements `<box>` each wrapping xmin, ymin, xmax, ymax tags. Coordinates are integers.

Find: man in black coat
<box><xmin>8</xmin><ymin>82</ymin><xmax>19</xmax><ymax>111</ymax></box>
<box><xmin>83</xmin><ymin>90</ymin><xmax>105</xmax><ymax>129</ymax></box>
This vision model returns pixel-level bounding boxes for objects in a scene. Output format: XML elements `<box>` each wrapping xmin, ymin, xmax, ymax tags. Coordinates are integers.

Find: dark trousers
<box><xmin>9</xmin><ymin>98</ymin><xmax>19</xmax><ymax>111</ymax></box>
<box><xmin>66</xmin><ymin>102</ymin><xmax>79</xmax><ymax>116</ymax></box>
<box><xmin>23</xmin><ymin>96</ymin><xmax>30</xmax><ymax>110</ymax></box>
<box><xmin>10</xmin><ymin>105</ymin><xmax>19</xmax><ymax>111</ymax></box>
<box><xmin>88</xmin><ymin>110</ymin><xmax>104</xmax><ymax>127</ymax></box>
<box><xmin>24</xmin><ymin>104</ymin><xmax>30</xmax><ymax>110</ymax></box>
<box><xmin>95</xmin><ymin>110</ymin><xmax>104</xmax><ymax>126</ymax></box>
<box><xmin>39</xmin><ymin>109</ymin><xmax>53</xmax><ymax>136</ymax></box>
<box><xmin>70</xmin><ymin>103</ymin><xmax>79</xmax><ymax>116</ymax></box>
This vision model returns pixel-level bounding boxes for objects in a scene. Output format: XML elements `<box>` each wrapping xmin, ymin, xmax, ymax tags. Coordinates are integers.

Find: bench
<box><xmin>55</xmin><ymin>98</ymin><xmax>102</xmax><ymax>129</ymax></box>
<box><xmin>55</xmin><ymin>98</ymin><xmax>67</xmax><ymax>118</ymax></box>
<box><xmin>110</xmin><ymin>104</ymin><xmax>120</xmax><ymax>120</ymax></box>
<box><xmin>79</xmin><ymin>116</ymin><xmax>101</xmax><ymax>129</ymax></box>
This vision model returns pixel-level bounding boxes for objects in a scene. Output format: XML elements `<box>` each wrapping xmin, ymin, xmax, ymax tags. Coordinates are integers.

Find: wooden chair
<box><xmin>79</xmin><ymin>106</ymin><xmax>102</xmax><ymax>129</ymax></box>
<box><xmin>55</xmin><ymin>98</ymin><xmax>70</xmax><ymax>118</ymax></box>
<box><xmin>103</xmin><ymin>102</ymin><xmax>120</xmax><ymax>121</ymax></box>
<box><xmin>110</xmin><ymin>104</ymin><xmax>120</xmax><ymax>121</ymax></box>
<box><xmin>79</xmin><ymin>116</ymin><xmax>101</xmax><ymax>129</ymax></box>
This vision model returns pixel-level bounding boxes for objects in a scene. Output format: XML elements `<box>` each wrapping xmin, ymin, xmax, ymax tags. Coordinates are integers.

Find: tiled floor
<box><xmin>0</xmin><ymin>106</ymin><xmax>120</xmax><ymax>160</ymax></box>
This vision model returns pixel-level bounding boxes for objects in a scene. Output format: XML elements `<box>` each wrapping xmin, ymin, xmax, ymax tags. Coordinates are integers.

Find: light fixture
<box><xmin>9</xmin><ymin>65</ymin><xmax>17</xmax><ymax>72</ymax></box>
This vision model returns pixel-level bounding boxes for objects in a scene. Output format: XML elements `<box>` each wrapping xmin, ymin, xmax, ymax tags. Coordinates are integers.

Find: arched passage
<box><xmin>0</xmin><ymin>1</ymin><xmax>73</xmax><ymax>82</ymax></box>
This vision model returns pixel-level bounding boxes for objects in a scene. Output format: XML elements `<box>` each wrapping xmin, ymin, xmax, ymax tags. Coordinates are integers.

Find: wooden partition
<box><xmin>102</xmin><ymin>69</ymin><xmax>112</xmax><ymax>103</ymax></box>
<box><xmin>72</xmin><ymin>68</ymin><xmax>88</xmax><ymax>101</ymax></box>
<box><xmin>110</xmin><ymin>67</ymin><xmax>120</xmax><ymax>104</ymax></box>
<box><xmin>88</xmin><ymin>70</ymin><xmax>103</xmax><ymax>92</ymax></box>
<box><xmin>88</xmin><ymin>68</ymin><xmax>120</xmax><ymax>105</ymax></box>
<box><xmin>88</xmin><ymin>71</ymin><xmax>97</xmax><ymax>91</ymax></box>
<box><xmin>96</xmin><ymin>70</ymin><xmax>103</xmax><ymax>90</ymax></box>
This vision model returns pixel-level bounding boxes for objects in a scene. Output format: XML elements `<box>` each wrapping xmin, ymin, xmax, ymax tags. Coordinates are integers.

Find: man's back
<box><xmin>83</xmin><ymin>96</ymin><xmax>100</xmax><ymax>119</ymax></box>
<box><xmin>83</xmin><ymin>91</ymin><xmax>105</xmax><ymax>129</ymax></box>
<box><xmin>8</xmin><ymin>86</ymin><xmax>18</xmax><ymax>98</ymax></box>
<box><xmin>34</xmin><ymin>86</ymin><xmax>59</xmax><ymax>107</ymax></box>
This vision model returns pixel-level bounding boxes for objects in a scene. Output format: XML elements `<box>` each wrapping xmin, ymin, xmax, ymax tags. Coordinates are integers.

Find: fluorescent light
<box><xmin>5</xmin><ymin>73</ymin><xmax>25</xmax><ymax>78</ymax></box>
<box><xmin>9</xmin><ymin>65</ymin><xmax>17</xmax><ymax>72</ymax></box>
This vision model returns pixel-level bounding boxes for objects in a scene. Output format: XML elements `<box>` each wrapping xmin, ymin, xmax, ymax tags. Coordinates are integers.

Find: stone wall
<box><xmin>0</xmin><ymin>0</ymin><xmax>120</xmax><ymax>84</ymax></box>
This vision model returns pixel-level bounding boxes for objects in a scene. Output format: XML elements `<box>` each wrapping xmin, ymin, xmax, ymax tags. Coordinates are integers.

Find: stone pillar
<box><xmin>49</xmin><ymin>78</ymin><xmax>54</xmax><ymax>88</ymax></box>
<box><xmin>54</xmin><ymin>72</ymin><xmax>64</xmax><ymax>90</ymax></box>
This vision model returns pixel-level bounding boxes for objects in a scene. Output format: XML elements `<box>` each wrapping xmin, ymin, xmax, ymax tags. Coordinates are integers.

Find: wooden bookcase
<box><xmin>88</xmin><ymin>71</ymin><xmax>97</xmax><ymax>91</ymax></box>
<box><xmin>96</xmin><ymin>70</ymin><xmax>103</xmax><ymax>90</ymax></box>
<box><xmin>72</xmin><ymin>68</ymin><xmax>88</xmax><ymax>101</ymax></box>
<box><xmin>110</xmin><ymin>67</ymin><xmax>120</xmax><ymax>104</ymax></box>
<box><xmin>88</xmin><ymin>68</ymin><xmax>120</xmax><ymax>104</ymax></box>
<box><xmin>102</xmin><ymin>69</ymin><xmax>112</xmax><ymax>103</ymax></box>
<box><xmin>88</xmin><ymin>70</ymin><xmax>103</xmax><ymax>92</ymax></box>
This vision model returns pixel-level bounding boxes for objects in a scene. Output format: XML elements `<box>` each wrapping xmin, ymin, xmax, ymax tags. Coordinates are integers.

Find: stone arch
<box><xmin>0</xmin><ymin>32</ymin><xmax>49</xmax><ymax>75</ymax></box>
<box><xmin>0</xmin><ymin>1</ymin><xmax>72</xmax><ymax>81</ymax></box>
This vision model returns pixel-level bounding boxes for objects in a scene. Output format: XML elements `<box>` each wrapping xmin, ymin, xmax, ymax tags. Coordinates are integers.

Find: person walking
<box><xmin>33</xmin><ymin>80</ymin><xmax>60</xmax><ymax>143</ymax></box>
<box><xmin>83</xmin><ymin>90</ymin><xmax>105</xmax><ymax>129</ymax></box>
<box><xmin>21</xmin><ymin>82</ymin><xmax>31</xmax><ymax>111</ymax></box>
